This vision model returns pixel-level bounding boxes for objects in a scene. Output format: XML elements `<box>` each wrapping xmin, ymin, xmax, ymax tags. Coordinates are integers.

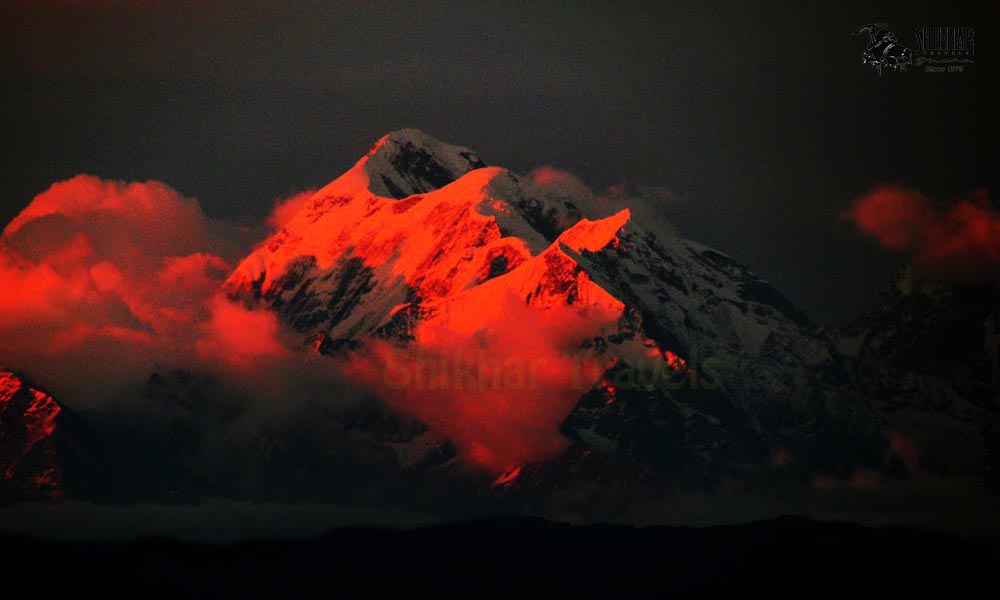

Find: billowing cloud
<box><xmin>346</xmin><ymin>290</ymin><xmax>619</xmax><ymax>472</ymax></box>
<box><xmin>266</xmin><ymin>189</ymin><xmax>316</xmax><ymax>230</ymax></box>
<box><xmin>195</xmin><ymin>294</ymin><xmax>291</xmax><ymax>371</ymax></box>
<box><xmin>886</xmin><ymin>430</ymin><xmax>919</xmax><ymax>475</ymax></box>
<box><xmin>0</xmin><ymin>175</ymin><xmax>287</xmax><ymax>404</ymax></box>
<box><xmin>844</xmin><ymin>185</ymin><xmax>1000</xmax><ymax>283</ymax></box>
<box><xmin>530</xmin><ymin>168</ymin><xmax>682</xmax><ymax>244</ymax></box>
<box><xmin>1</xmin><ymin>173</ymin><xmax>625</xmax><ymax>476</ymax></box>
<box><xmin>528</xmin><ymin>166</ymin><xmax>622</xmax><ymax>224</ymax></box>
<box><xmin>528</xmin><ymin>166</ymin><xmax>595</xmax><ymax>200</ymax></box>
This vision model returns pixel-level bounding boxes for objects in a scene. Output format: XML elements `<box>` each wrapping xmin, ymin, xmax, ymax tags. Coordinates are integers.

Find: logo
<box><xmin>914</xmin><ymin>26</ymin><xmax>975</xmax><ymax>71</ymax></box>
<box><xmin>853</xmin><ymin>23</ymin><xmax>913</xmax><ymax>74</ymax></box>
<box><xmin>853</xmin><ymin>23</ymin><xmax>976</xmax><ymax>74</ymax></box>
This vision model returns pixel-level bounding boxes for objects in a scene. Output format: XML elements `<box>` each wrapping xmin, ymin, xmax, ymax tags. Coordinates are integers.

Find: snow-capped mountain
<box><xmin>836</xmin><ymin>268</ymin><xmax>1000</xmax><ymax>483</ymax></box>
<box><xmin>839</xmin><ymin>267</ymin><xmax>999</xmax><ymax>402</ymax></box>
<box><xmin>6</xmin><ymin>129</ymin><xmax>996</xmax><ymax>507</ymax></box>
<box><xmin>225</xmin><ymin>129</ymin><xmax>886</xmax><ymax>484</ymax></box>
<box><xmin>0</xmin><ymin>369</ymin><xmax>70</xmax><ymax>500</ymax></box>
<box><xmin>225</xmin><ymin>129</ymin><xmax>610</xmax><ymax>340</ymax></box>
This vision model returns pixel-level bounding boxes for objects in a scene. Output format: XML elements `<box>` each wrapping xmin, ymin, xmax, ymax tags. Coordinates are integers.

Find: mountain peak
<box><xmin>371</xmin><ymin>127</ymin><xmax>447</xmax><ymax>149</ymax></box>
<box><xmin>224</xmin><ymin>132</ymin><xmax>886</xmax><ymax>474</ymax></box>
<box><xmin>360</xmin><ymin>128</ymin><xmax>488</xmax><ymax>199</ymax></box>
<box><xmin>305</xmin><ymin>129</ymin><xmax>489</xmax><ymax>206</ymax></box>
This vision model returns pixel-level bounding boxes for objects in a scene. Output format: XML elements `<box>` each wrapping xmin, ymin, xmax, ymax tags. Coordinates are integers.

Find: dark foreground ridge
<box><xmin>1</xmin><ymin>515</ymin><xmax>994</xmax><ymax>598</ymax></box>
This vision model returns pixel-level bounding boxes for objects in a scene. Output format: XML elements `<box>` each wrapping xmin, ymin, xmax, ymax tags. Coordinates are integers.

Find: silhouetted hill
<box><xmin>1</xmin><ymin>516</ymin><xmax>993</xmax><ymax>598</ymax></box>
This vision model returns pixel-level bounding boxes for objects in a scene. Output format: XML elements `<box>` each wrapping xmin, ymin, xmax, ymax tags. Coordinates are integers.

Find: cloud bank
<box><xmin>844</xmin><ymin>185</ymin><xmax>1000</xmax><ymax>283</ymax></box>
<box><xmin>0</xmin><ymin>175</ymin><xmax>288</xmax><ymax>404</ymax></box>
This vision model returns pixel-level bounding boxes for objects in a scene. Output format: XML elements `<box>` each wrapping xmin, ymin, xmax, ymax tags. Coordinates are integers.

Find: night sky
<box><xmin>2</xmin><ymin>0</ymin><xmax>994</xmax><ymax>324</ymax></box>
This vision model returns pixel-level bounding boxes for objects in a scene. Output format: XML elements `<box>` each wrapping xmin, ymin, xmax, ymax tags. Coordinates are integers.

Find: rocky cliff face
<box><xmin>1</xmin><ymin>369</ymin><xmax>67</xmax><ymax>500</ymax></box>
<box><xmin>836</xmin><ymin>268</ymin><xmax>1000</xmax><ymax>483</ymax></box>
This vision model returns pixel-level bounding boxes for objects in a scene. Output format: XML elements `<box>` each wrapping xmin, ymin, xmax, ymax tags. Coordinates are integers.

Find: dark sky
<box><xmin>2</xmin><ymin>0</ymin><xmax>994</xmax><ymax>324</ymax></box>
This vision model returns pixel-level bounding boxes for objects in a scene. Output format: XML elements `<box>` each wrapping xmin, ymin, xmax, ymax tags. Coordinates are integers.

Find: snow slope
<box><xmin>225</xmin><ymin>129</ymin><xmax>885</xmax><ymax>481</ymax></box>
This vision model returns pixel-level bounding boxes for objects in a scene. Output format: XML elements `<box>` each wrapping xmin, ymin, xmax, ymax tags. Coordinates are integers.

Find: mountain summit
<box><xmin>329</xmin><ymin>128</ymin><xmax>488</xmax><ymax>200</ymax></box>
<box><xmin>225</xmin><ymin>129</ymin><xmax>884</xmax><ymax>478</ymax></box>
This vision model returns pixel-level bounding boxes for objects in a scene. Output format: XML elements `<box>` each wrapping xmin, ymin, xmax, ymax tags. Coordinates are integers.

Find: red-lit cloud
<box><xmin>528</xmin><ymin>166</ymin><xmax>594</xmax><ymax>200</ymax></box>
<box><xmin>528</xmin><ymin>166</ymin><xmax>623</xmax><ymax>224</ymax></box>
<box><xmin>886</xmin><ymin>429</ymin><xmax>919</xmax><ymax>475</ymax></box>
<box><xmin>195</xmin><ymin>294</ymin><xmax>291</xmax><ymax>371</ymax></box>
<box><xmin>1</xmin><ymin>172</ymin><xmax>637</xmax><ymax>474</ymax></box>
<box><xmin>266</xmin><ymin>189</ymin><xmax>316</xmax><ymax>230</ymax></box>
<box><xmin>346</xmin><ymin>298</ymin><xmax>616</xmax><ymax>472</ymax></box>
<box><xmin>335</xmin><ymin>206</ymin><xmax>631</xmax><ymax>472</ymax></box>
<box><xmin>844</xmin><ymin>185</ymin><xmax>1000</xmax><ymax>283</ymax></box>
<box><xmin>0</xmin><ymin>175</ymin><xmax>287</xmax><ymax>403</ymax></box>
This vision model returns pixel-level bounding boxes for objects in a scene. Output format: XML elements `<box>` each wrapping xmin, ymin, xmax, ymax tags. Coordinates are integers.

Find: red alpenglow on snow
<box><xmin>844</xmin><ymin>185</ymin><xmax>1000</xmax><ymax>283</ymax></box>
<box><xmin>0</xmin><ymin>130</ymin><xmax>702</xmax><ymax>475</ymax></box>
<box><xmin>225</xmin><ymin>129</ymin><xmax>675</xmax><ymax>472</ymax></box>
<box><xmin>0</xmin><ymin>370</ymin><xmax>64</xmax><ymax>499</ymax></box>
